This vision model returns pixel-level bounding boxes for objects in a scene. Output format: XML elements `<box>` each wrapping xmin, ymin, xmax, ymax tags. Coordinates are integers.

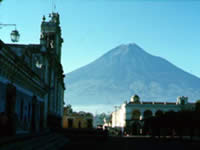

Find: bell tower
<box><xmin>40</xmin><ymin>12</ymin><xmax>63</xmax><ymax>62</ymax></box>
<box><xmin>39</xmin><ymin>12</ymin><xmax>65</xmax><ymax>128</ymax></box>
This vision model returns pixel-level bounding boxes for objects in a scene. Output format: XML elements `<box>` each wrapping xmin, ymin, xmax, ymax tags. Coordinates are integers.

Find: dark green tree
<box><xmin>195</xmin><ymin>99</ymin><xmax>200</xmax><ymax>112</ymax></box>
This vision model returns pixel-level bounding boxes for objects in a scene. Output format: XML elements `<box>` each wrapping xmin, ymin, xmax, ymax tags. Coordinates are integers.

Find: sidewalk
<box><xmin>0</xmin><ymin>129</ymin><xmax>69</xmax><ymax>150</ymax></box>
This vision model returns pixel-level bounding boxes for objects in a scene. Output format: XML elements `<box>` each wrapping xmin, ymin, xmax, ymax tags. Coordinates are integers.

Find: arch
<box><xmin>165</xmin><ymin>110</ymin><xmax>176</xmax><ymax>117</ymax></box>
<box><xmin>155</xmin><ymin>110</ymin><xmax>164</xmax><ymax>117</ymax></box>
<box><xmin>167</xmin><ymin>110</ymin><xmax>175</xmax><ymax>113</ymax></box>
<box><xmin>181</xmin><ymin>99</ymin><xmax>185</xmax><ymax>105</ymax></box>
<box><xmin>132</xmin><ymin>110</ymin><xmax>141</xmax><ymax>120</ymax></box>
<box><xmin>68</xmin><ymin>118</ymin><xmax>73</xmax><ymax>128</ymax></box>
<box><xmin>143</xmin><ymin>110</ymin><xmax>152</xmax><ymax>119</ymax></box>
<box><xmin>78</xmin><ymin>121</ymin><xmax>81</xmax><ymax>128</ymax></box>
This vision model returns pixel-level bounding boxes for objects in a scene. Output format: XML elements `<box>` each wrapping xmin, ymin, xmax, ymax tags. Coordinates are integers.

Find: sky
<box><xmin>1</xmin><ymin>0</ymin><xmax>200</xmax><ymax>114</ymax></box>
<box><xmin>0</xmin><ymin>0</ymin><xmax>200</xmax><ymax>79</ymax></box>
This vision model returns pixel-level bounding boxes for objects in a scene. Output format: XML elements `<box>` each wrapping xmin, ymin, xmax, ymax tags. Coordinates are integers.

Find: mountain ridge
<box><xmin>64</xmin><ymin>43</ymin><xmax>200</xmax><ymax>108</ymax></box>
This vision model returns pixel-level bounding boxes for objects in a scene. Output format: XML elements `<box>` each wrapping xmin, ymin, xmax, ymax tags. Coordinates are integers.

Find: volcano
<box><xmin>64</xmin><ymin>43</ymin><xmax>200</xmax><ymax>109</ymax></box>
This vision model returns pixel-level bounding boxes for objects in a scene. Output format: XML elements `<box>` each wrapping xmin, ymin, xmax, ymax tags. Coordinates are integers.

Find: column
<box><xmin>5</xmin><ymin>83</ymin><xmax>17</xmax><ymax>136</ymax></box>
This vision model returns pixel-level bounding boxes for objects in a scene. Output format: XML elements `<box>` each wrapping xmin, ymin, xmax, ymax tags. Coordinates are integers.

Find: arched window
<box><xmin>143</xmin><ymin>110</ymin><xmax>152</xmax><ymax>119</ymax></box>
<box><xmin>132</xmin><ymin>110</ymin><xmax>141</xmax><ymax>120</ymax></box>
<box><xmin>155</xmin><ymin>110</ymin><xmax>164</xmax><ymax>117</ymax></box>
<box><xmin>181</xmin><ymin>99</ymin><xmax>185</xmax><ymax>105</ymax></box>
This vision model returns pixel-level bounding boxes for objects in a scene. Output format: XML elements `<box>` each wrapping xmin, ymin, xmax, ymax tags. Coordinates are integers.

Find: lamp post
<box><xmin>0</xmin><ymin>24</ymin><xmax>20</xmax><ymax>42</ymax></box>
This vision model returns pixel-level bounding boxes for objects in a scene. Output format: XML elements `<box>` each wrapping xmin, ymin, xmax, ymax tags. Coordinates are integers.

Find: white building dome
<box><xmin>130</xmin><ymin>94</ymin><xmax>140</xmax><ymax>104</ymax></box>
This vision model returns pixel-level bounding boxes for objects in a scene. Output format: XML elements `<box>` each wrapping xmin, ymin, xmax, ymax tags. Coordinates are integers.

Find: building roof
<box><xmin>129</xmin><ymin>101</ymin><xmax>175</xmax><ymax>105</ymax></box>
<box><xmin>6</xmin><ymin>43</ymin><xmax>41</xmax><ymax>56</ymax></box>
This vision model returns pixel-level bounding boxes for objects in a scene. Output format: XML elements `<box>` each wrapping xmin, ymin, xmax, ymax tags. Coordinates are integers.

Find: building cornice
<box><xmin>0</xmin><ymin>40</ymin><xmax>48</xmax><ymax>97</ymax></box>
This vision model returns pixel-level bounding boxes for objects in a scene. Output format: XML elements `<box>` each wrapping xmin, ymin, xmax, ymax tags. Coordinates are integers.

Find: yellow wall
<box><xmin>63</xmin><ymin>116</ymin><xmax>93</xmax><ymax>128</ymax></box>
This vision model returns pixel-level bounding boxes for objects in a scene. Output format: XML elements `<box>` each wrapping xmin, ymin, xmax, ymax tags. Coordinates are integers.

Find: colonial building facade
<box><xmin>111</xmin><ymin>95</ymin><xmax>195</xmax><ymax>135</ymax></box>
<box><xmin>0</xmin><ymin>12</ymin><xmax>65</xmax><ymax>135</ymax></box>
<box><xmin>63</xmin><ymin>105</ymin><xmax>93</xmax><ymax>129</ymax></box>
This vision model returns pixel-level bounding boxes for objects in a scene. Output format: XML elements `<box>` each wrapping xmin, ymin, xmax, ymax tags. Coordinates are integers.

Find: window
<box><xmin>68</xmin><ymin>118</ymin><xmax>73</xmax><ymax>128</ymax></box>
<box><xmin>20</xmin><ymin>99</ymin><xmax>24</xmax><ymax>121</ymax></box>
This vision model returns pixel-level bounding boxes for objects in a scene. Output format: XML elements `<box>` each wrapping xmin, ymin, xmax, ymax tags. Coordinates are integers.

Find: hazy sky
<box><xmin>0</xmin><ymin>0</ymin><xmax>200</xmax><ymax>78</ymax></box>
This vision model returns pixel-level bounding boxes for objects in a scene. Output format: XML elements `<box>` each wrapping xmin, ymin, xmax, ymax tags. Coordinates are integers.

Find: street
<box><xmin>61</xmin><ymin>135</ymin><xmax>200</xmax><ymax>150</ymax></box>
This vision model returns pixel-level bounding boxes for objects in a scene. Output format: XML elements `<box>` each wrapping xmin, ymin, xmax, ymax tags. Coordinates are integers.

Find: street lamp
<box><xmin>0</xmin><ymin>24</ymin><xmax>20</xmax><ymax>42</ymax></box>
<box><xmin>10</xmin><ymin>29</ymin><xmax>20</xmax><ymax>42</ymax></box>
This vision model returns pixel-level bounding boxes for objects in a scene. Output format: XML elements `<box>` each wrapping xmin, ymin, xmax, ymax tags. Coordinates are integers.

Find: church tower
<box><xmin>40</xmin><ymin>12</ymin><xmax>63</xmax><ymax>62</ymax></box>
<box><xmin>40</xmin><ymin>12</ymin><xmax>65</xmax><ymax>128</ymax></box>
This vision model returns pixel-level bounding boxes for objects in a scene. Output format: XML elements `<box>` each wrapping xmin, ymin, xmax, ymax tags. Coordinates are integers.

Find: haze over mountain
<box><xmin>64</xmin><ymin>43</ymin><xmax>200</xmax><ymax>113</ymax></box>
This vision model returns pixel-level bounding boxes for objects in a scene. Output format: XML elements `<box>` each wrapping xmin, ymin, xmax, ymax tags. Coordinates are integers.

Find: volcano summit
<box><xmin>64</xmin><ymin>43</ymin><xmax>200</xmax><ymax>111</ymax></box>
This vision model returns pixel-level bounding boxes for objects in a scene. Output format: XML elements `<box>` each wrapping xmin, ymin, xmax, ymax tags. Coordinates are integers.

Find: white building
<box><xmin>111</xmin><ymin>95</ymin><xmax>195</xmax><ymax>134</ymax></box>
